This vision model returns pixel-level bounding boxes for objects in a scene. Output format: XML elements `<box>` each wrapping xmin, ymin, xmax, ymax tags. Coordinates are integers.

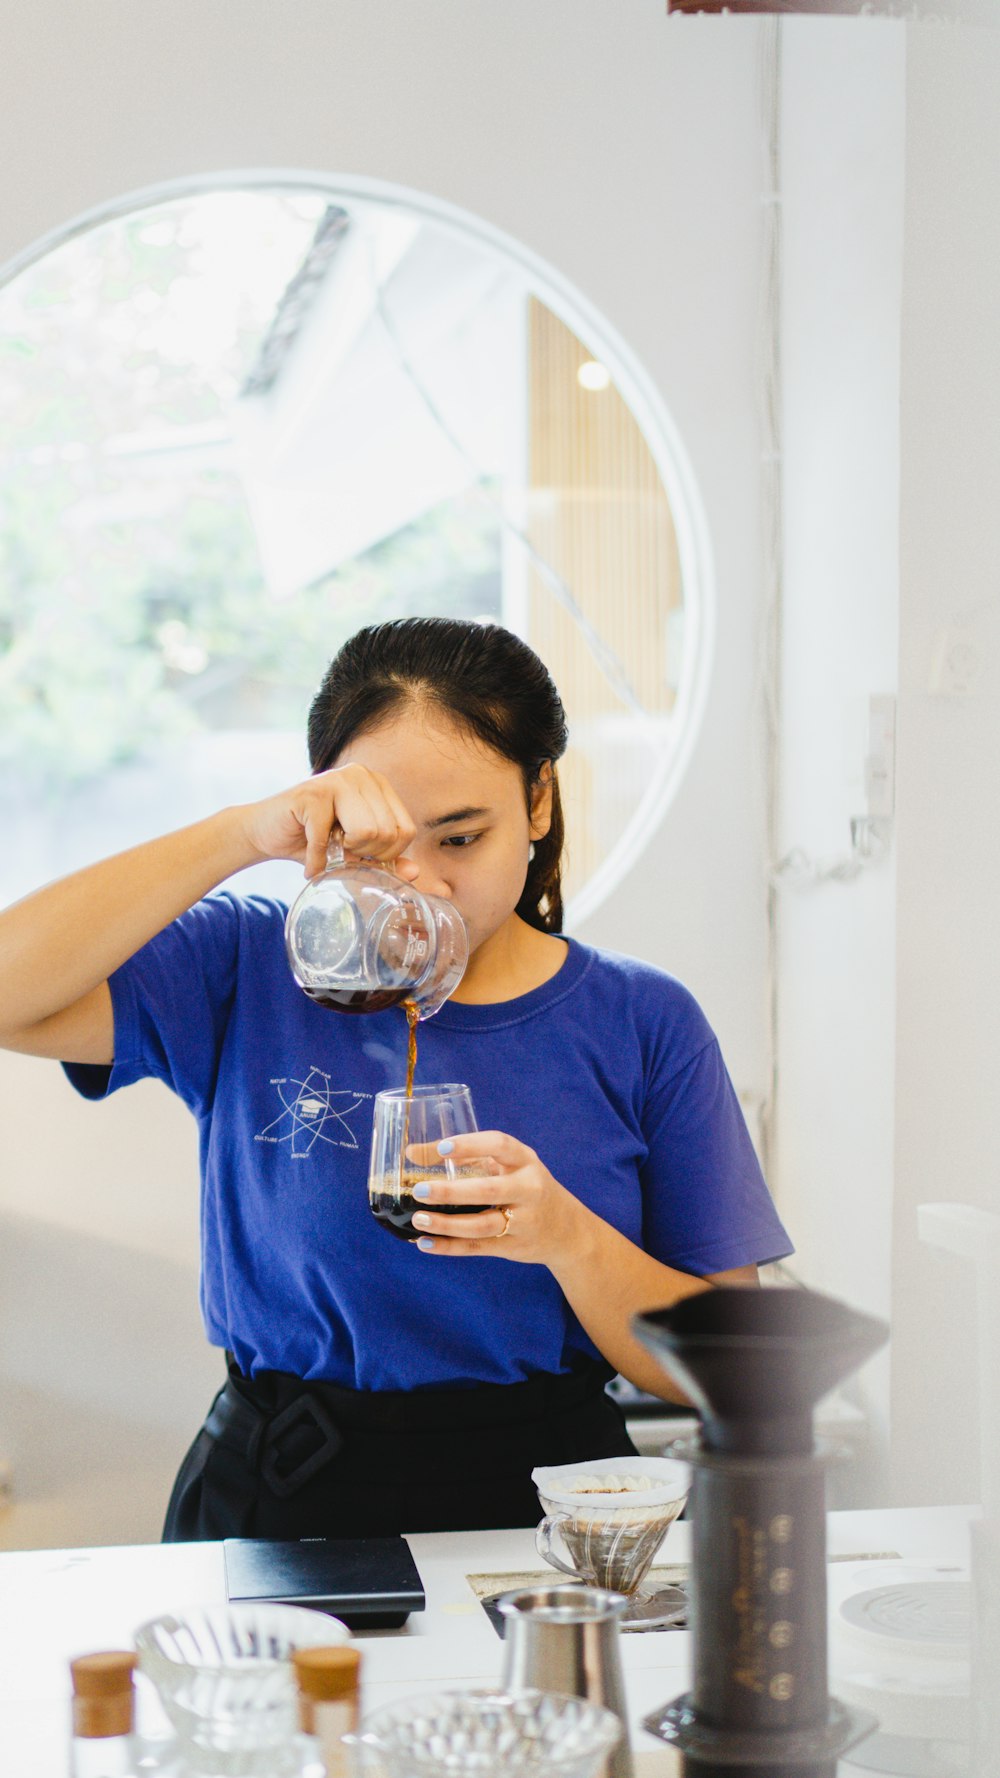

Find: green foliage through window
<box><xmin>0</xmin><ymin>191</ymin><xmax>502</xmax><ymax>800</ymax></box>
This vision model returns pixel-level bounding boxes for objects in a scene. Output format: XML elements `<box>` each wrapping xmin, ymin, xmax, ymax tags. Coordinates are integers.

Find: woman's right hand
<box><xmin>0</xmin><ymin>764</ymin><xmax>418</xmax><ymax>1062</ymax></box>
<box><xmin>239</xmin><ymin>765</ymin><xmax>419</xmax><ymax>881</ymax></box>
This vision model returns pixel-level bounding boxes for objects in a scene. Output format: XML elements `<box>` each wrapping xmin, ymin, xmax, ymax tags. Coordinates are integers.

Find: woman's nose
<box><xmin>399</xmin><ymin>849</ymin><xmax>452</xmax><ymax>900</ymax></box>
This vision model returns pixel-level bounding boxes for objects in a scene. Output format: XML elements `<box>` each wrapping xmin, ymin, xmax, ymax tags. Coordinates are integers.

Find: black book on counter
<box><xmin>224</xmin><ymin>1535</ymin><xmax>426</xmax><ymax>1630</ymax></box>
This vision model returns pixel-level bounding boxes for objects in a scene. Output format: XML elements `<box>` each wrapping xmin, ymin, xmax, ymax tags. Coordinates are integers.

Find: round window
<box><xmin>0</xmin><ymin>176</ymin><xmax>712</xmax><ymax>923</ymax></box>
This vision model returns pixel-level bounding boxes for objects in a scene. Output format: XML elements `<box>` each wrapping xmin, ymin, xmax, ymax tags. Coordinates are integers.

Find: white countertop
<box><xmin>0</xmin><ymin>1505</ymin><xmax>976</xmax><ymax>1776</ymax></box>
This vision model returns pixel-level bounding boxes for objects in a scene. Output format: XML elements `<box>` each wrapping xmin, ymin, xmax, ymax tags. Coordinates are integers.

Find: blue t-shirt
<box><xmin>65</xmin><ymin>895</ymin><xmax>792</xmax><ymax>1391</ymax></box>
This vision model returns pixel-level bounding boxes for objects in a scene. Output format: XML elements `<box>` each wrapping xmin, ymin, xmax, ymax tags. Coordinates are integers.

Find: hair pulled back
<box><xmin>307</xmin><ymin>617</ymin><xmax>569</xmax><ymax>933</ymax></box>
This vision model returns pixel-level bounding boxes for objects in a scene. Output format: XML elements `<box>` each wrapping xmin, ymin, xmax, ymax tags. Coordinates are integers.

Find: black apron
<box><xmin>163</xmin><ymin>1353</ymin><xmax>637</xmax><ymax>1542</ymax></box>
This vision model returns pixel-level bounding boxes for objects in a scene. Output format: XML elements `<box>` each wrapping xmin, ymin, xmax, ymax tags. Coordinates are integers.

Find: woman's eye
<box><xmin>441</xmin><ymin>833</ymin><xmax>481</xmax><ymax>849</ymax></box>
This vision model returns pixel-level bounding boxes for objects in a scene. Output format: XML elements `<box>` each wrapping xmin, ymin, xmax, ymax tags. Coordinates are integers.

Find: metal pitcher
<box><xmin>497</xmin><ymin>1584</ymin><xmax>633</xmax><ymax>1778</ymax></box>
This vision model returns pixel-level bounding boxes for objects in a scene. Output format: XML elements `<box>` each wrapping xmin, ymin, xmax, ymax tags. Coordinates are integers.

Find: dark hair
<box><xmin>307</xmin><ymin>617</ymin><xmax>569</xmax><ymax>933</ymax></box>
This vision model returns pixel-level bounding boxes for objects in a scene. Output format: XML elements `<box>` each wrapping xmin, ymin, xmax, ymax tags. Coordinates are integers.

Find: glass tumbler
<box><xmin>368</xmin><ymin>1083</ymin><xmax>495</xmax><ymax>1241</ymax></box>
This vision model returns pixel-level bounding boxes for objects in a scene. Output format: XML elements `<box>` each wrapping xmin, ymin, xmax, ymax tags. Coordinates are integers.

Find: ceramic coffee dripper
<box><xmin>284</xmin><ymin>834</ymin><xmax>468</xmax><ymax>1019</ymax></box>
<box><xmin>532</xmin><ymin>1456</ymin><xmax>689</xmax><ymax>1630</ymax></box>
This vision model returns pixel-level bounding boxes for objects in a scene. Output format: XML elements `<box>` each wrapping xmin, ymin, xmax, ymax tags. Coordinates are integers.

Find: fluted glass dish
<box><xmin>134</xmin><ymin>1602</ymin><xmax>350</xmax><ymax>1776</ymax></box>
<box><xmin>350</xmin><ymin>1687</ymin><xmax>622</xmax><ymax>1778</ymax></box>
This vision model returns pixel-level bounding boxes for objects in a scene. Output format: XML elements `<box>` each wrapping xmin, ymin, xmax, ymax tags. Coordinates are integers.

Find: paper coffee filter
<box><xmin>532</xmin><ymin>1454</ymin><xmax>689</xmax><ymax>1511</ymax></box>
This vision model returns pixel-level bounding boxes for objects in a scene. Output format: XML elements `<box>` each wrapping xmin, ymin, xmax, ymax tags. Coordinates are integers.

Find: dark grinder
<box><xmin>633</xmin><ymin>1286</ymin><xmax>888</xmax><ymax>1777</ymax></box>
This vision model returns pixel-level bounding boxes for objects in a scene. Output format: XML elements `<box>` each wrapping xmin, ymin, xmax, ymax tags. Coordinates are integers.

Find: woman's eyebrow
<box><xmin>424</xmin><ymin>805</ymin><xmax>492</xmax><ymax>829</ymax></box>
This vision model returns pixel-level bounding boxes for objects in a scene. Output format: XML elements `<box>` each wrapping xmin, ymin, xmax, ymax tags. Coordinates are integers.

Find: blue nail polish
<box><xmin>437</xmin><ymin>1138</ymin><xmax>455</xmax><ymax>1156</ymax></box>
<box><xmin>417</xmin><ymin>1237</ymin><xmax>435</xmax><ymax>1252</ymax></box>
<box><xmin>412</xmin><ymin>1213</ymin><xmax>431</xmax><ymax>1230</ymax></box>
<box><xmin>412</xmin><ymin>1183</ymin><xmax>432</xmax><ymax>1200</ymax></box>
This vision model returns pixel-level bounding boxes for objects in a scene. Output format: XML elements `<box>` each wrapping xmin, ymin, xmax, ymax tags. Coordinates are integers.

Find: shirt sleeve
<box><xmin>62</xmin><ymin>894</ymin><xmax>243</xmax><ymax>1119</ymax></box>
<box><xmin>639</xmin><ymin>1035</ymin><xmax>793</xmax><ymax>1275</ymax></box>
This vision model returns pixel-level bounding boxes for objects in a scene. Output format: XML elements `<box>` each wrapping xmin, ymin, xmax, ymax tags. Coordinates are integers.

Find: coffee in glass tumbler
<box><xmin>368</xmin><ymin>1084</ymin><xmax>495</xmax><ymax>1241</ymax></box>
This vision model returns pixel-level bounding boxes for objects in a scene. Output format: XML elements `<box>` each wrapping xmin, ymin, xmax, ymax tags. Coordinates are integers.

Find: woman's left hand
<box><xmin>405</xmin><ymin>1130</ymin><xmax>585</xmax><ymax>1265</ymax></box>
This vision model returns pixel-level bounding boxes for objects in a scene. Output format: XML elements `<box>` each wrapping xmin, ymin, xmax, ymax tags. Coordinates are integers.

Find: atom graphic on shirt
<box><xmin>255</xmin><ymin>1067</ymin><xmax>369</xmax><ymax>1157</ymax></box>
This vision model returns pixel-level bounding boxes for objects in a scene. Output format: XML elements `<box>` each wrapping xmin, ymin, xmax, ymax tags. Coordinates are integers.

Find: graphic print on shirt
<box><xmin>254</xmin><ymin>1065</ymin><xmax>372</xmax><ymax>1157</ymax></box>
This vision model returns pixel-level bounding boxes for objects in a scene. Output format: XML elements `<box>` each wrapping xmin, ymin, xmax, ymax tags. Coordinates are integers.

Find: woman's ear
<box><xmin>529</xmin><ymin>761</ymin><xmax>554</xmax><ymax>841</ymax></box>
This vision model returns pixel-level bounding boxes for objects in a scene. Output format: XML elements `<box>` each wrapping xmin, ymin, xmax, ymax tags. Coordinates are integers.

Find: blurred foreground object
<box><xmin>919</xmin><ymin>1204</ymin><xmax>1000</xmax><ymax>1777</ymax></box>
<box><xmin>348</xmin><ymin>1688</ymin><xmax>622</xmax><ymax>1778</ymax></box>
<box><xmin>665</xmin><ymin>1</ymin><xmax>989</xmax><ymax>17</ymax></box>
<box><xmin>634</xmin><ymin>1286</ymin><xmax>887</xmax><ymax>1777</ymax></box>
<box><xmin>293</xmin><ymin>1646</ymin><xmax>360</xmax><ymax>1778</ymax></box>
<box><xmin>70</xmin><ymin>1651</ymin><xmax>138</xmax><ymax>1778</ymax></box>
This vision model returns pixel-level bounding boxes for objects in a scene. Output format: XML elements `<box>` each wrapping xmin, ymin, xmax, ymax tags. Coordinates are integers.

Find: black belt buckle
<box><xmin>259</xmin><ymin>1394</ymin><xmax>343</xmax><ymax>1498</ymax></box>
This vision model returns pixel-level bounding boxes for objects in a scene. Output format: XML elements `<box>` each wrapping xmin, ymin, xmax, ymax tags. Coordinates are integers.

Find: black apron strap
<box><xmin>163</xmin><ymin>1355</ymin><xmax>636</xmax><ymax>1543</ymax></box>
<box><xmin>203</xmin><ymin>1382</ymin><xmax>344</xmax><ymax>1498</ymax></box>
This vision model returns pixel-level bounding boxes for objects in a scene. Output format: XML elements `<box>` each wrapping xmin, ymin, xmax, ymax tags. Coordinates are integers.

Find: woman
<box><xmin>0</xmin><ymin>617</ymin><xmax>791</xmax><ymax>1539</ymax></box>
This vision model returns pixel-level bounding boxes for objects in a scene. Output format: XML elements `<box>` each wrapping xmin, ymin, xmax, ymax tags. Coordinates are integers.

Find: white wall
<box><xmin>775</xmin><ymin>14</ymin><xmax>1000</xmax><ymax>1514</ymax></box>
<box><xmin>891</xmin><ymin>21</ymin><xmax>1000</xmax><ymax>1507</ymax></box>
<box><xmin>776</xmin><ymin>20</ymin><xmax>905</xmax><ymax>1503</ymax></box>
<box><xmin>0</xmin><ymin>0</ymin><xmax>774</xmax><ymax>1548</ymax></box>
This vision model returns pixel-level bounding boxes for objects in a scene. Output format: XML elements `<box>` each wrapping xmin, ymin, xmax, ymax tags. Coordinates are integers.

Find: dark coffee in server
<box><xmin>304</xmin><ymin>986</ymin><xmax>413</xmax><ymax>1014</ymax></box>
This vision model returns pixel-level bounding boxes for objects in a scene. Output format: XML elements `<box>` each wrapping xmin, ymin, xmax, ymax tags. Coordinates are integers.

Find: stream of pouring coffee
<box><xmin>404</xmin><ymin>1000</ymin><xmax>418</xmax><ymax>1100</ymax></box>
<box><xmin>400</xmin><ymin>999</ymin><xmax>419</xmax><ymax>1166</ymax></box>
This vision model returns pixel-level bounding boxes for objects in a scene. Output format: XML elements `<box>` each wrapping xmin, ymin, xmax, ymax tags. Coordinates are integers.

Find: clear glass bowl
<box><xmin>134</xmin><ymin>1602</ymin><xmax>350</xmax><ymax>1776</ymax></box>
<box><xmin>350</xmin><ymin>1686</ymin><xmax>623</xmax><ymax>1778</ymax></box>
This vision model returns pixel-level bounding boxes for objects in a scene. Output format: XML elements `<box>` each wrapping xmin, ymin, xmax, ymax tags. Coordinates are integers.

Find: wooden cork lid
<box><xmin>70</xmin><ymin>1651</ymin><xmax>137</xmax><ymax>1739</ymax></box>
<box><xmin>294</xmin><ymin>1645</ymin><xmax>360</xmax><ymax>1699</ymax></box>
<box><xmin>294</xmin><ymin>1646</ymin><xmax>361</xmax><ymax>1730</ymax></box>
